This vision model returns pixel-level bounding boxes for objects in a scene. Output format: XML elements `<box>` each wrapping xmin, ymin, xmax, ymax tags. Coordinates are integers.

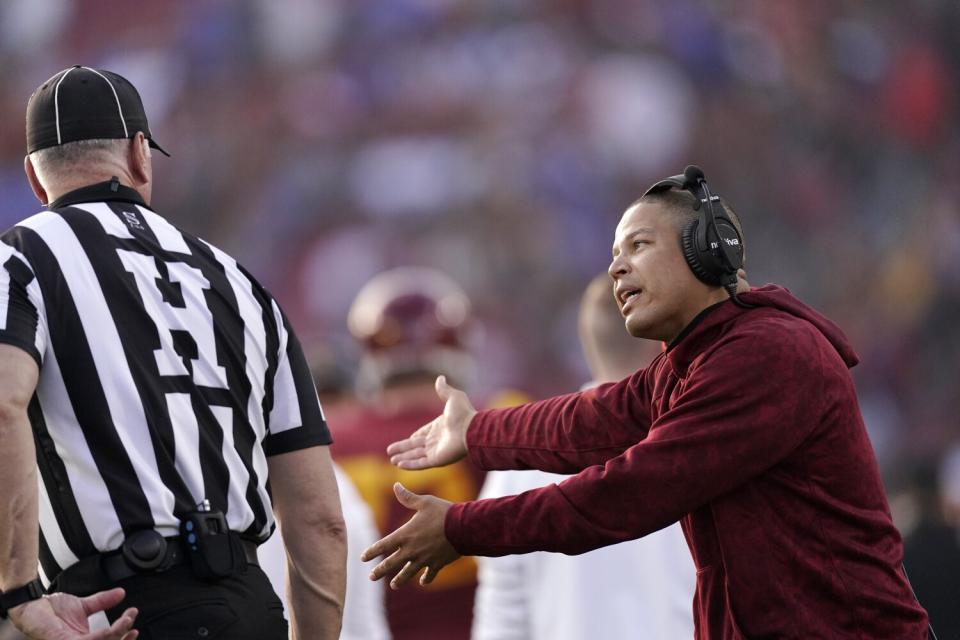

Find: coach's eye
<box><xmin>633</xmin><ymin>240</ymin><xmax>649</xmax><ymax>249</ymax></box>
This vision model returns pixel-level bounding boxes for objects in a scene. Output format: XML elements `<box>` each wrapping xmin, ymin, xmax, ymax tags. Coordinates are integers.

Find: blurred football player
<box><xmin>333</xmin><ymin>267</ymin><xmax>483</xmax><ymax>640</ymax></box>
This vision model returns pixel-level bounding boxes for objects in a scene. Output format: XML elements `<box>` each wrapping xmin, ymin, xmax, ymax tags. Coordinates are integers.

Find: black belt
<box><xmin>50</xmin><ymin>531</ymin><xmax>259</xmax><ymax>596</ymax></box>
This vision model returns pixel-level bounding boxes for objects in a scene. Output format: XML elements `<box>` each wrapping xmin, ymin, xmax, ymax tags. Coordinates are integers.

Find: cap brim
<box><xmin>148</xmin><ymin>138</ymin><xmax>171</xmax><ymax>157</ymax></box>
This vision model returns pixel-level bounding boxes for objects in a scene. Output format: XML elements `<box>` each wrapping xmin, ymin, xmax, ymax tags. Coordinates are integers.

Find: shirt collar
<box><xmin>665</xmin><ymin>298</ymin><xmax>748</xmax><ymax>377</ymax></box>
<box><xmin>48</xmin><ymin>178</ymin><xmax>150</xmax><ymax>211</ymax></box>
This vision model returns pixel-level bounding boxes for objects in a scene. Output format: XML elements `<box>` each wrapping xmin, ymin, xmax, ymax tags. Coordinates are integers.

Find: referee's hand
<box><xmin>9</xmin><ymin>587</ymin><xmax>138</xmax><ymax>640</ymax></box>
<box><xmin>387</xmin><ymin>375</ymin><xmax>475</xmax><ymax>470</ymax></box>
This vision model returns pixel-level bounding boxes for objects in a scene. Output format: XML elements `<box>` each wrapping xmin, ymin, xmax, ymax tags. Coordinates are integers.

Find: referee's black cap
<box><xmin>26</xmin><ymin>65</ymin><xmax>170</xmax><ymax>157</ymax></box>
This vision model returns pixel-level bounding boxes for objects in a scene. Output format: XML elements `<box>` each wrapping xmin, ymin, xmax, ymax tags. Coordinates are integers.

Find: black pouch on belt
<box><xmin>179</xmin><ymin>507</ymin><xmax>244</xmax><ymax>581</ymax></box>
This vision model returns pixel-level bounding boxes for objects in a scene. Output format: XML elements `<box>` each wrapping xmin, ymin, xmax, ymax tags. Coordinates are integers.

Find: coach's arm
<box><xmin>268</xmin><ymin>445</ymin><xmax>346</xmax><ymax>640</ymax></box>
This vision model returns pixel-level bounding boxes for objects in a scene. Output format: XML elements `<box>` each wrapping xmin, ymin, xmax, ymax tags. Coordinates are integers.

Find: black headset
<box><xmin>643</xmin><ymin>165</ymin><xmax>751</xmax><ymax>308</ymax></box>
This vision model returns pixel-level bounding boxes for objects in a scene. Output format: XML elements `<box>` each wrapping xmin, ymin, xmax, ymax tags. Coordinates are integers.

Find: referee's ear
<box><xmin>23</xmin><ymin>155</ymin><xmax>49</xmax><ymax>205</ymax></box>
<box><xmin>129</xmin><ymin>132</ymin><xmax>151</xmax><ymax>182</ymax></box>
<box><xmin>128</xmin><ymin>131</ymin><xmax>153</xmax><ymax>204</ymax></box>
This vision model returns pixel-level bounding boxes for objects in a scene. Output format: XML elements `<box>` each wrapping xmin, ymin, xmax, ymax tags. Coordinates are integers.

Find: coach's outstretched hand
<box><xmin>361</xmin><ymin>483</ymin><xmax>461</xmax><ymax>589</ymax></box>
<box><xmin>387</xmin><ymin>375</ymin><xmax>476</xmax><ymax>470</ymax></box>
<box><xmin>10</xmin><ymin>587</ymin><xmax>138</xmax><ymax>639</ymax></box>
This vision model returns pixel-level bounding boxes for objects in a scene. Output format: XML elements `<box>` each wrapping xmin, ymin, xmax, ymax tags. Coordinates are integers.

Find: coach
<box><xmin>363</xmin><ymin>167</ymin><xmax>931</xmax><ymax>638</ymax></box>
<box><xmin>0</xmin><ymin>66</ymin><xmax>345</xmax><ymax>639</ymax></box>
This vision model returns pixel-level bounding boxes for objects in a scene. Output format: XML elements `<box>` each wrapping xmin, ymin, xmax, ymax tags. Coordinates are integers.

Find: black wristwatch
<box><xmin>0</xmin><ymin>578</ymin><xmax>44</xmax><ymax>618</ymax></box>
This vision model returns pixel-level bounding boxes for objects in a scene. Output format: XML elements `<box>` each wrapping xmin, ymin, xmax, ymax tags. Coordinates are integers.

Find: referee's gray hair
<box><xmin>30</xmin><ymin>138</ymin><xmax>130</xmax><ymax>184</ymax></box>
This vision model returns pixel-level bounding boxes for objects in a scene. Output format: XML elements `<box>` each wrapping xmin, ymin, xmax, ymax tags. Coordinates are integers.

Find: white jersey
<box><xmin>258</xmin><ymin>464</ymin><xmax>390</xmax><ymax>640</ymax></box>
<box><xmin>473</xmin><ymin>469</ymin><xmax>696</xmax><ymax>640</ymax></box>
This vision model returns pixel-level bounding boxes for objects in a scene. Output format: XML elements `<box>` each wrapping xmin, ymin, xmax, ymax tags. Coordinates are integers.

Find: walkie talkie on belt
<box><xmin>180</xmin><ymin>499</ymin><xmax>244</xmax><ymax>581</ymax></box>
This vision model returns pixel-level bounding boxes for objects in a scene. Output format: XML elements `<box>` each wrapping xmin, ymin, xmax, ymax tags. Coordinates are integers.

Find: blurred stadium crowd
<box><xmin>0</xmin><ymin>0</ymin><xmax>957</xmax><ymax>631</ymax></box>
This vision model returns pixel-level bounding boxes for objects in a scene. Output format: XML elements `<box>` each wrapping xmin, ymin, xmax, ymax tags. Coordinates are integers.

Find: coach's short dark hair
<box><xmin>636</xmin><ymin>188</ymin><xmax>745</xmax><ymax>251</ymax></box>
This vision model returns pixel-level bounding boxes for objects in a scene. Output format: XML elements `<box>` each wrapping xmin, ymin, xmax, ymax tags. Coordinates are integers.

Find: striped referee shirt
<box><xmin>0</xmin><ymin>180</ymin><xmax>331</xmax><ymax>586</ymax></box>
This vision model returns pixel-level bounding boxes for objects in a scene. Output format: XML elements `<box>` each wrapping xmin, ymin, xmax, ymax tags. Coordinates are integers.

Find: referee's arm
<box><xmin>264</xmin><ymin>305</ymin><xmax>346</xmax><ymax>640</ymax></box>
<box><xmin>0</xmin><ymin>345</ymin><xmax>137</xmax><ymax>638</ymax></box>
<box><xmin>0</xmin><ymin>346</ymin><xmax>38</xmax><ymax>604</ymax></box>
<box><xmin>269</xmin><ymin>446</ymin><xmax>346</xmax><ymax>640</ymax></box>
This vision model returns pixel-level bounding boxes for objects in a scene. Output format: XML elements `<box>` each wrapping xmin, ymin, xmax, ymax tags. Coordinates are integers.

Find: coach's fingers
<box><xmin>361</xmin><ymin>521</ymin><xmax>407</xmax><ymax>564</ymax></box>
<box><xmin>420</xmin><ymin>566</ymin><xmax>439</xmax><ymax>586</ymax></box>
<box><xmin>435</xmin><ymin>375</ymin><xmax>453</xmax><ymax>400</ymax></box>
<box><xmin>388</xmin><ymin>444</ymin><xmax>428</xmax><ymax>467</ymax></box>
<box><xmin>393</xmin><ymin>483</ymin><xmax>426</xmax><ymax>510</ymax></box>
<box><xmin>389</xmin><ymin>560</ymin><xmax>421</xmax><ymax>590</ymax></box>
<box><xmin>392</xmin><ymin>455</ymin><xmax>432</xmax><ymax>470</ymax></box>
<box><xmin>386</xmin><ymin>440</ymin><xmax>423</xmax><ymax>459</ymax></box>
<box><xmin>385</xmin><ymin>424</ymin><xmax>429</xmax><ymax>458</ymax></box>
<box><xmin>368</xmin><ymin>548</ymin><xmax>408</xmax><ymax>582</ymax></box>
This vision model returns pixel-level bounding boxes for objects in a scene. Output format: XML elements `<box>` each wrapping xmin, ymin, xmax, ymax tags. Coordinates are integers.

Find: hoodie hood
<box><xmin>737</xmin><ymin>284</ymin><xmax>859</xmax><ymax>368</ymax></box>
<box><xmin>666</xmin><ymin>284</ymin><xmax>860</xmax><ymax>376</ymax></box>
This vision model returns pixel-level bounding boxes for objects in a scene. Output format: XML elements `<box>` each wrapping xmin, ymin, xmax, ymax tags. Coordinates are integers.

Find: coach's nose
<box><xmin>608</xmin><ymin>253</ymin><xmax>629</xmax><ymax>280</ymax></box>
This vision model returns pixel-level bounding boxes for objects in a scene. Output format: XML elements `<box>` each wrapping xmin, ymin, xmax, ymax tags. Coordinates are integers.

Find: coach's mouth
<box><xmin>617</xmin><ymin>287</ymin><xmax>641</xmax><ymax>310</ymax></box>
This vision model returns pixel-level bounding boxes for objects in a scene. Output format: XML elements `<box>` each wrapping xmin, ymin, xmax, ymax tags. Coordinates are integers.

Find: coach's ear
<box><xmin>736</xmin><ymin>268</ymin><xmax>750</xmax><ymax>294</ymax></box>
<box><xmin>23</xmin><ymin>156</ymin><xmax>49</xmax><ymax>205</ymax></box>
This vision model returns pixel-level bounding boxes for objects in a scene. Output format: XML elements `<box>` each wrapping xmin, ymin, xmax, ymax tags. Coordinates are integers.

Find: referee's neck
<box><xmin>39</xmin><ymin>175</ymin><xmax>151</xmax><ymax>209</ymax></box>
<box><xmin>25</xmin><ymin>144</ymin><xmax>153</xmax><ymax>207</ymax></box>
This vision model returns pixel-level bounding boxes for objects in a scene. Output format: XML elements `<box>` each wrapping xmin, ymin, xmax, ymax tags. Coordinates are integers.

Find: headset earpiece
<box><xmin>688</xmin><ymin>216</ymin><xmax>744</xmax><ymax>287</ymax></box>
<box><xmin>679</xmin><ymin>166</ymin><xmax>743</xmax><ymax>286</ymax></box>
<box><xmin>681</xmin><ymin>219</ymin><xmax>718</xmax><ymax>285</ymax></box>
<box><xmin>643</xmin><ymin>165</ymin><xmax>751</xmax><ymax>307</ymax></box>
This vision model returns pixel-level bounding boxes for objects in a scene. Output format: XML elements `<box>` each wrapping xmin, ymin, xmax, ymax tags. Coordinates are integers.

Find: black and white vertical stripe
<box><xmin>0</xmin><ymin>200</ymin><xmax>329</xmax><ymax>586</ymax></box>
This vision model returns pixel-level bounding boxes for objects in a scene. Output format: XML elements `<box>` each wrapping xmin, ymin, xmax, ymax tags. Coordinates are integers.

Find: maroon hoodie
<box><xmin>445</xmin><ymin>285</ymin><xmax>929</xmax><ymax>639</ymax></box>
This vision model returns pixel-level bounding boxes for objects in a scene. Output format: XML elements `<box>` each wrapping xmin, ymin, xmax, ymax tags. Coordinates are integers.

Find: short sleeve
<box><xmin>262</xmin><ymin>300</ymin><xmax>332</xmax><ymax>456</ymax></box>
<box><xmin>0</xmin><ymin>242</ymin><xmax>46</xmax><ymax>366</ymax></box>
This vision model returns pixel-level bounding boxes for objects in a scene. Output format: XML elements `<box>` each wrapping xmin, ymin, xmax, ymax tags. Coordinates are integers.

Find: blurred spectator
<box><xmin>332</xmin><ymin>267</ymin><xmax>485</xmax><ymax>640</ymax></box>
<box><xmin>902</xmin><ymin>447</ymin><xmax>960</xmax><ymax>638</ymax></box>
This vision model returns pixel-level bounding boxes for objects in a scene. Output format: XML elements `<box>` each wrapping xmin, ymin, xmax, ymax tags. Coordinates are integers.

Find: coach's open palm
<box><xmin>386</xmin><ymin>375</ymin><xmax>476</xmax><ymax>470</ymax></box>
<box><xmin>361</xmin><ymin>483</ymin><xmax>460</xmax><ymax>589</ymax></box>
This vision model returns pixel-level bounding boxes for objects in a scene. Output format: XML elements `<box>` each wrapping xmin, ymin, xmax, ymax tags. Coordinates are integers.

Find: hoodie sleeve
<box><xmin>465</xmin><ymin>362</ymin><xmax>658</xmax><ymax>474</ymax></box>
<box><xmin>446</xmin><ymin>321</ymin><xmax>826</xmax><ymax>556</ymax></box>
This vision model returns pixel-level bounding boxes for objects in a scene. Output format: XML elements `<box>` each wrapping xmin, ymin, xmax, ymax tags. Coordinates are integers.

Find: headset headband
<box><xmin>641</xmin><ymin>165</ymin><xmax>752</xmax><ymax>308</ymax></box>
<box><xmin>642</xmin><ymin>165</ymin><xmax>742</xmax><ymax>276</ymax></box>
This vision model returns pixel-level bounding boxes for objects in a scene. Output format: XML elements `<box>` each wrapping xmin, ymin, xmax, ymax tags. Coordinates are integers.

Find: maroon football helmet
<box><xmin>348</xmin><ymin>267</ymin><xmax>475</xmax><ymax>391</ymax></box>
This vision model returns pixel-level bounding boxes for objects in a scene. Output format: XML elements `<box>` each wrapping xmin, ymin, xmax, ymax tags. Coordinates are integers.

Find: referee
<box><xmin>0</xmin><ymin>66</ymin><xmax>346</xmax><ymax>639</ymax></box>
